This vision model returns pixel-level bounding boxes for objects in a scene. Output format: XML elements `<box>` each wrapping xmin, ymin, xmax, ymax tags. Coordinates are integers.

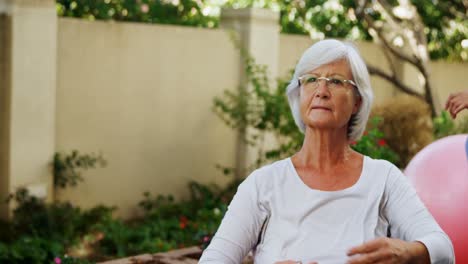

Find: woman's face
<box><xmin>299</xmin><ymin>59</ymin><xmax>361</xmax><ymax>132</ymax></box>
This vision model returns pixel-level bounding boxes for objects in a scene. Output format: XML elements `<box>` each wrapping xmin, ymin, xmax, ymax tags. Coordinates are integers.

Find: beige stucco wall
<box><xmin>430</xmin><ymin>62</ymin><xmax>467</xmax><ymax>104</ymax></box>
<box><xmin>0</xmin><ymin>14</ymin><xmax>11</xmax><ymax>219</ymax></box>
<box><xmin>56</xmin><ymin>18</ymin><xmax>240</xmax><ymax>218</ymax></box>
<box><xmin>427</xmin><ymin>62</ymin><xmax>468</xmax><ymax>121</ymax></box>
<box><xmin>0</xmin><ymin>0</ymin><xmax>57</xmax><ymax>219</ymax></box>
<box><xmin>8</xmin><ymin>1</ymin><xmax>56</xmax><ymax>199</ymax></box>
<box><xmin>402</xmin><ymin>59</ymin><xmax>468</xmax><ymax>120</ymax></box>
<box><xmin>55</xmin><ymin>18</ymin><xmax>467</xmax><ymax>219</ymax></box>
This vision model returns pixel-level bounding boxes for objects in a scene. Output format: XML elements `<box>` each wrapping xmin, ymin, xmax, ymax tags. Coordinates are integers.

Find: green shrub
<box><xmin>351</xmin><ymin>117</ymin><xmax>399</xmax><ymax>165</ymax></box>
<box><xmin>5</xmin><ymin>188</ymin><xmax>114</xmax><ymax>243</ymax></box>
<box><xmin>56</xmin><ymin>0</ymin><xmax>218</xmax><ymax>28</ymax></box>
<box><xmin>371</xmin><ymin>96</ymin><xmax>468</xmax><ymax>168</ymax></box>
<box><xmin>1</xmin><ymin>188</ymin><xmax>114</xmax><ymax>263</ymax></box>
<box><xmin>0</xmin><ymin>236</ymin><xmax>62</xmax><ymax>264</ymax></box>
<box><xmin>1</xmin><ymin>149</ymin><xmax>229</xmax><ymax>262</ymax></box>
<box><xmin>433</xmin><ymin>110</ymin><xmax>468</xmax><ymax>139</ymax></box>
<box><xmin>370</xmin><ymin>95</ymin><xmax>433</xmax><ymax>168</ymax></box>
<box><xmin>94</xmin><ymin>187</ymin><xmax>227</xmax><ymax>258</ymax></box>
<box><xmin>54</xmin><ymin>150</ymin><xmax>107</xmax><ymax>189</ymax></box>
<box><xmin>1</xmin><ymin>177</ymin><xmax>228</xmax><ymax>262</ymax></box>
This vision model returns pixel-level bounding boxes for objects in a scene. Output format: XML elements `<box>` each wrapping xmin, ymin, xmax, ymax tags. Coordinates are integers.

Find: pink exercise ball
<box><xmin>405</xmin><ymin>134</ymin><xmax>468</xmax><ymax>263</ymax></box>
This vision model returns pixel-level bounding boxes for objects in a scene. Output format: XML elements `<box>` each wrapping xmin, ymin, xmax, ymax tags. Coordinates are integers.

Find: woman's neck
<box><xmin>294</xmin><ymin>127</ymin><xmax>353</xmax><ymax>172</ymax></box>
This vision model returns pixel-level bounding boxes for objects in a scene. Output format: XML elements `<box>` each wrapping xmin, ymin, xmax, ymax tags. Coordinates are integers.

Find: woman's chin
<box><xmin>304</xmin><ymin>115</ymin><xmax>335</xmax><ymax>127</ymax></box>
<box><xmin>304</xmin><ymin>120</ymin><xmax>336</xmax><ymax>130</ymax></box>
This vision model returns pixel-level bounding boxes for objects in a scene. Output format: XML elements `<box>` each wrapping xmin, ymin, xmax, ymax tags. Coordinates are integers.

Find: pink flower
<box><xmin>141</xmin><ymin>4</ymin><xmax>149</xmax><ymax>13</ymax></box>
<box><xmin>54</xmin><ymin>257</ymin><xmax>62</xmax><ymax>264</ymax></box>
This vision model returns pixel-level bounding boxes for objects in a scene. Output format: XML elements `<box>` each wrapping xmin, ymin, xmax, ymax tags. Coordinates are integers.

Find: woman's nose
<box><xmin>315</xmin><ymin>80</ymin><xmax>330</xmax><ymax>98</ymax></box>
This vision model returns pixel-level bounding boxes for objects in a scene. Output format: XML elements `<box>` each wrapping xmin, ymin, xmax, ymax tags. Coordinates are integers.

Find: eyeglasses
<box><xmin>298</xmin><ymin>74</ymin><xmax>357</xmax><ymax>91</ymax></box>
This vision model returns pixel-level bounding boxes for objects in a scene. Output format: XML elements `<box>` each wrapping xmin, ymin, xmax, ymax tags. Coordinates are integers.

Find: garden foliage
<box><xmin>54</xmin><ymin>150</ymin><xmax>107</xmax><ymax>189</ymax></box>
<box><xmin>1</xmin><ymin>181</ymin><xmax>227</xmax><ymax>263</ymax></box>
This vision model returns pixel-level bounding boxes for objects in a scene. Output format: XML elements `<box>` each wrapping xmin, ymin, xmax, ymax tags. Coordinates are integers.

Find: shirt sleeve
<box><xmin>383</xmin><ymin>163</ymin><xmax>455</xmax><ymax>264</ymax></box>
<box><xmin>199</xmin><ymin>170</ymin><xmax>269</xmax><ymax>264</ymax></box>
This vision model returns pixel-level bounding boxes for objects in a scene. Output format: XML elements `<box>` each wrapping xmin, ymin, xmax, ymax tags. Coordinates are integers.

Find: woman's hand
<box><xmin>346</xmin><ymin>237</ymin><xmax>430</xmax><ymax>264</ymax></box>
<box><xmin>446</xmin><ymin>90</ymin><xmax>468</xmax><ymax>118</ymax></box>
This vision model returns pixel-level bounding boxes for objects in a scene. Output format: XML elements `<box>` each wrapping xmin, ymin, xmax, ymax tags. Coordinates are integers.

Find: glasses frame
<box><xmin>298</xmin><ymin>74</ymin><xmax>357</xmax><ymax>90</ymax></box>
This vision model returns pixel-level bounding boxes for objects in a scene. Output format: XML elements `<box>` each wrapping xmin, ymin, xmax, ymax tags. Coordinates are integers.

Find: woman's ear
<box><xmin>352</xmin><ymin>95</ymin><xmax>362</xmax><ymax>114</ymax></box>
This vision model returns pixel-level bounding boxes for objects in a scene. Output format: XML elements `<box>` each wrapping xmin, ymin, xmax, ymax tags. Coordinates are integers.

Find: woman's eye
<box><xmin>331</xmin><ymin>78</ymin><xmax>344</xmax><ymax>85</ymax></box>
<box><xmin>307</xmin><ymin>77</ymin><xmax>318</xmax><ymax>83</ymax></box>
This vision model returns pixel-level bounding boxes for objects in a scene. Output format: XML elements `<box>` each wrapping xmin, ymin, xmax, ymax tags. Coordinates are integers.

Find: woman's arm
<box><xmin>199</xmin><ymin>171</ymin><xmax>269</xmax><ymax>264</ymax></box>
<box><xmin>347</xmin><ymin>164</ymin><xmax>453</xmax><ymax>264</ymax></box>
<box><xmin>347</xmin><ymin>238</ymin><xmax>430</xmax><ymax>264</ymax></box>
<box><xmin>382</xmin><ymin>165</ymin><xmax>454</xmax><ymax>264</ymax></box>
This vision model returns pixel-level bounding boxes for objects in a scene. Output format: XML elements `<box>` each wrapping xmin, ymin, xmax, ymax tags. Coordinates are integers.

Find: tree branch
<box><xmin>381</xmin><ymin>43</ymin><xmax>397</xmax><ymax>75</ymax></box>
<box><xmin>369</xmin><ymin>16</ymin><xmax>420</xmax><ymax>66</ymax></box>
<box><xmin>379</xmin><ymin>0</ymin><xmax>403</xmax><ymax>23</ymax></box>
<box><xmin>355</xmin><ymin>0</ymin><xmax>370</xmax><ymax>17</ymax></box>
<box><xmin>366</xmin><ymin>63</ymin><xmax>425</xmax><ymax>100</ymax></box>
<box><xmin>356</xmin><ymin>1</ymin><xmax>421</xmax><ymax>67</ymax></box>
<box><xmin>356</xmin><ymin>0</ymin><xmax>436</xmax><ymax>116</ymax></box>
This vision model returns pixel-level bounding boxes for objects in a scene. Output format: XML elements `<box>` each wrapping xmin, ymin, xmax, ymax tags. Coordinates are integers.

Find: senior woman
<box><xmin>199</xmin><ymin>39</ymin><xmax>454</xmax><ymax>264</ymax></box>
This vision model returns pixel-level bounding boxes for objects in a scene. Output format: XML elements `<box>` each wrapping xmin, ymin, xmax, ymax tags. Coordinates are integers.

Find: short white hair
<box><xmin>285</xmin><ymin>39</ymin><xmax>374</xmax><ymax>141</ymax></box>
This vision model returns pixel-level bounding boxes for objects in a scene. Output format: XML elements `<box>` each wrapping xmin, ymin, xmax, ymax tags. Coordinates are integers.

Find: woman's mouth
<box><xmin>311</xmin><ymin>106</ymin><xmax>332</xmax><ymax>111</ymax></box>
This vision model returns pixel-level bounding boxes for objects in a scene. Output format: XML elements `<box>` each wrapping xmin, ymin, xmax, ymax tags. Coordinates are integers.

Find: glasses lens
<box><xmin>328</xmin><ymin>78</ymin><xmax>345</xmax><ymax>89</ymax></box>
<box><xmin>300</xmin><ymin>75</ymin><xmax>319</xmax><ymax>87</ymax></box>
<box><xmin>299</xmin><ymin>75</ymin><xmax>353</xmax><ymax>90</ymax></box>
<box><xmin>307</xmin><ymin>76</ymin><xmax>318</xmax><ymax>83</ymax></box>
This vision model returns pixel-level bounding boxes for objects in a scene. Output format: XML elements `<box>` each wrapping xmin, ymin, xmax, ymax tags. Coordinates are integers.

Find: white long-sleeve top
<box><xmin>199</xmin><ymin>156</ymin><xmax>454</xmax><ymax>264</ymax></box>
